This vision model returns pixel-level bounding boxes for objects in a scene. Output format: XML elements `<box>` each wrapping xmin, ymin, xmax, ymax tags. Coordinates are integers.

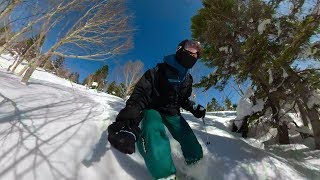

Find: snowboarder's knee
<box><xmin>184</xmin><ymin>143</ymin><xmax>203</xmax><ymax>165</ymax></box>
<box><xmin>142</xmin><ymin>109</ymin><xmax>165</xmax><ymax>130</ymax></box>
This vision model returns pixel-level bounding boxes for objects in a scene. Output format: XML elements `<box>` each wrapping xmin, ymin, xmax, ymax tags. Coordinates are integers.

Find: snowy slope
<box><xmin>0</xmin><ymin>55</ymin><xmax>319</xmax><ymax>180</ymax></box>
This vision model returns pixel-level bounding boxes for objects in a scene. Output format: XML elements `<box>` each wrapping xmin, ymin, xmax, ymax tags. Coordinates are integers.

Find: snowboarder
<box><xmin>108</xmin><ymin>40</ymin><xmax>206</xmax><ymax>179</ymax></box>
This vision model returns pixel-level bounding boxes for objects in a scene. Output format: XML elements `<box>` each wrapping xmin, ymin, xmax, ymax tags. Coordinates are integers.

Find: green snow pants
<box><xmin>137</xmin><ymin>109</ymin><xmax>203</xmax><ymax>179</ymax></box>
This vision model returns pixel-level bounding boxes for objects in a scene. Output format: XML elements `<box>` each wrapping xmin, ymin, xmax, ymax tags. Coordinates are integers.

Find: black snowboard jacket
<box><xmin>126</xmin><ymin>61</ymin><xmax>195</xmax><ymax>123</ymax></box>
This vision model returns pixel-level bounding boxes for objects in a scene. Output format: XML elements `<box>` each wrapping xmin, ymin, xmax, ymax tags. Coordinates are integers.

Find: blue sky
<box><xmin>62</xmin><ymin>0</ymin><xmax>241</xmax><ymax>107</ymax></box>
<box><xmin>9</xmin><ymin>0</ymin><xmax>240</xmax><ymax>107</ymax></box>
<box><xmin>64</xmin><ymin>0</ymin><xmax>204</xmax><ymax>79</ymax></box>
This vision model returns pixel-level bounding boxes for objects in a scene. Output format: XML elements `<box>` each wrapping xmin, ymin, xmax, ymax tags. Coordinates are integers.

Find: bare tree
<box><xmin>0</xmin><ymin>0</ymin><xmax>89</xmax><ymax>57</ymax></box>
<box><xmin>8</xmin><ymin>3</ymin><xmax>63</xmax><ymax>74</ymax></box>
<box><xmin>0</xmin><ymin>0</ymin><xmax>43</xmax><ymax>54</ymax></box>
<box><xmin>0</xmin><ymin>0</ymin><xmax>53</xmax><ymax>54</ymax></box>
<box><xmin>20</xmin><ymin>0</ymin><xmax>133</xmax><ymax>83</ymax></box>
<box><xmin>0</xmin><ymin>0</ymin><xmax>21</xmax><ymax>21</ymax></box>
<box><xmin>122</xmin><ymin>60</ymin><xmax>144</xmax><ymax>98</ymax></box>
<box><xmin>52</xmin><ymin>0</ymin><xmax>133</xmax><ymax>60</ymax></box>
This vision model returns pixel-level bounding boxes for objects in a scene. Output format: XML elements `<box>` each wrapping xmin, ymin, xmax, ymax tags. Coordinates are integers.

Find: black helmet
<box><xmin>175</xmin><ymin>39</ymin><xmax>202</xmax><ymax>68</ymax></box>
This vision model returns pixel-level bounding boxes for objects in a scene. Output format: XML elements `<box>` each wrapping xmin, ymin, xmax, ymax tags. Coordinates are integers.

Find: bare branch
<box><xmin>122</xmin><ymin>60</ymin><xmax>144</xmax><ymax>98</ymax></box>
<box><xmin>54</xmin><ymin>0</ymin><xmax>134</xmax><ymax>61</ymax></box>
<box><xmin>20</xmin><ymin>0</ymin><xmax>134</xmax><ymax>83</ymax></box>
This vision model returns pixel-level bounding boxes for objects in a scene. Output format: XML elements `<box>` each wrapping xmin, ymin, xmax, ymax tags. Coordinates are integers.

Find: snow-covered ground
<box><xmin>0</xmin><ymin>54</ymin><xmax>319</xmax><ymax>180</ymax></box>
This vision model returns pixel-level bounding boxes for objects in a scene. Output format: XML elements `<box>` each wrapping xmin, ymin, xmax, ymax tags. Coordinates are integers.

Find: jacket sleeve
<box><xmin>126</xmin><ymin>69</ymin><xmax>155</xmax><ymax>111</ymax></box>
<box><xmin>180</xmin><ymin>74</ymin><xmax>196</xmax><ymax>111</ymax></box>
<box><xmin>181</xmin><ymin>98</ymin><xmax>195</xmax><ymax>111</ymax></box>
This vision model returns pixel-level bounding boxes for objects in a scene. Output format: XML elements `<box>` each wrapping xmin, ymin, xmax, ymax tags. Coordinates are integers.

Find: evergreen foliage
<box><xmin>206</xmin><ymin>97</ymin><xmax>224</xmax><ymax>111</ymax></box>
<box><xmin>83</xmin><ymin>65</ymin><xmax>109</xmax><ymax>90</ymax></box>
<box><xmin>224</xmin><ymin>97</ymin><xmax>232</xmax><ymax>110</ymax></box>
<box><xmin>106</xmin><ymin>81</ymin><xmax>125</xmax><ymax>98</ymax></box>
<box><xmin>191</xmin><ymin>0</ymin><xmax>320</xmax><ymax>147</ymax></box>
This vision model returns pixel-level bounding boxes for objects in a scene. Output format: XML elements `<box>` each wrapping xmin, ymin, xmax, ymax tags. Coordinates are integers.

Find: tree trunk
<box><xmin>17</xmin><ymin>58</ymin><xmax>37</xmax><ymax>76</ymax></box>
<box><xmin>278</xmin><ymin>122</ymin><xmax>290</xmax><ymax>144</ymax></box>
<box><xmin>296</xmin><ymin>81</ymin><xmax>320</xmax><ymax>149</ymax></box>
<box><xmin>283</xmin><ymin>65</ymin><xmax>320</xmax><ymax>148</ymax></box>
<box><xmin>268</xmin><ymin>95</ymin><xmax>290</xmax><ymax>144</ymax></box>
<box><xmin>253</xmin><ymin>73</ymin><xmax>291</xmax><ymax>144</ymax></box>
<box><xmin>0</xmin><ymin>0</ymin><xmax>21</xmax><ymax>20</ymax></box>
<box><xmin>21</xmin><ymin>56</ymin><xmax>47</xmax><ymax>83</ymax></box>
<box><xmin>21</xmin><ymin>66</ymin><xmax>36</xmax><ymax>84</ymax></box>
<box><xmin>300</xmin><ymin>91</ymin><xmax>320</xmax><ymax>149</ymax></box>
<box><xmin>307</xmin><ymin>107</ymin><xmax>320</xmax><ymax>149</ymax></box>
<box><xmin>7</xmin><ymin>58</ymin><xmax>18</xmax><ymax>71</ymax></box>
<box><xmin>239</xmin><ymin>116</ymin><xmax>249</xmax><ymax>138</ymax></box>
<box><xmin>297</xmin><ymin>100</ymin><xmax>310</xmax><ymax>126</ymax></box>
<box><xmin>21</xmin><ymin>62</ymin><xmax>39</xmax><ymax>83</ymax></box>
<box><xmin>18</xmin><ymin>64</ymin><xmax>29</xmax><ymax>77</ymax></box>
<box><xmin>11</xmin><ymin>39</ymin><xmax>41</xmax><ymax>74</ymax></box>
<box><xmin>9</xmin><ymin>58</ymin><xmax>24</xmax><ymax>73</ymax></box>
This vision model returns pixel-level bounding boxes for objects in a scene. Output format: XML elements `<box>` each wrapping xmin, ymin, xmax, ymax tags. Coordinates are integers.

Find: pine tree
<box><xmin>224</xmin><ymin>97</ymin><xmax>232</xmax><ymax>111</ymax></box>
<box><xmin>191</xmin><ymin>0</ymin><xmax>320</xmax><ymax>147</ymax></box>
<box><xmin>106</xmin><ymin>81</ymin><xmax>125</xmax><ymax>98</ymax></box>
<box><xmin>107</xmin><ymin>81</ymin><xmax>117</xmax><ymax>95</ymax></box>
<box><xmin>69</xmin><ymin>72</ymin><xmax>80</xmax><ymax>83</ymax></box>
<box><xmin>206</xmin><ymin>102</ymin><xmax>213</xmax><ymax>112</ymax></box>
<box><xmin>232</xmin><ymin>104</ymin><xmax>237</xmax><ymax>111</ymax></box>
<box><xmin>209</xmin><ymin>97</ymin><xmax>223</xmax><ymax>111</ymax></box>
<box><xmin>53</xmin><ymin>56</ymin><xmax>65</xmax><ymax>69</ymax></box>
<box><xmin>83</xmin><ymin>65</ymin><xmax>109</xmax><ymax>90</ymax></box>
<box><xmin>94</xmin><ymin>65</ymin><xmax>109</xmax><ymax>90</ymax></box>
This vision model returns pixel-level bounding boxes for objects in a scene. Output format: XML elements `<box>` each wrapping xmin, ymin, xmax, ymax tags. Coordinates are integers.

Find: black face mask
<box><xmin>176</xmin><ymin>49</ymin><xmax>197</xmax><ymax>69</ymax></box>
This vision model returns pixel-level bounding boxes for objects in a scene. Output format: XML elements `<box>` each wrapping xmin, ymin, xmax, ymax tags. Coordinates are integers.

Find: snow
<box><xmin>0</xmin><ymin>54</ymin><xmax>320</xmax><ymax>180</ymax></box>
<box><xmin>269</xmin><ymin>68</ymin><xmax>290</xmax><ymax>93</ymax></box>
<box><xmin>252</xmin><ymin>99</ymin><xmax>264</xmax><ymax>113</ymax></box>
<box><xmin>91</xmin><ymin>82</ymin><xmax>98</xmax><ymax>87</ymax></box>
<box><xmin>233</xmin><ymin>87</ymin><xmax>265</xmax><ymax>130</ymax></box>
<box><xmin>268</xmin><ymin>69</ymin><xmax>273</xmax><ymax>84</ymax></box>
<box><xmin>282</xmin><ymin>68</ymin><xmax>289</xmax><ymax>78</ymax></box>
<box><xmin>218</xmin><ymin>46</ymin><xmax>231</xmax><ymax>53</ymax></box>
<box><xmin>311</xmin><ymin>47</ymin><xmax>319</xmax><ymax>55</ymax></box>
<box><xmin>296</xmin><ymin>126</ymin><xmax>314</xmax><ymax>135</ymax></box>
<box><xmin>258</xmin><ymin>19</ymin><xmax>271</xmax><ymax>34</ymax></box>
<box><xmin>275</xmin><ymin>21</ymin><xmax>282</xmax><ymax>37</ymax></box>
<box><xmin>307</xmin><ymin>90</ymin><xmax>320</xmax><ymax>109</ymax></box>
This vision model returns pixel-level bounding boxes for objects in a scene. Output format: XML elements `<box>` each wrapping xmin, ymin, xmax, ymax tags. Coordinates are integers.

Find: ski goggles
<box><xmin>184</xmin><ymin>40</ymin><xmax>202</xmax><ymax>55</ymax></box>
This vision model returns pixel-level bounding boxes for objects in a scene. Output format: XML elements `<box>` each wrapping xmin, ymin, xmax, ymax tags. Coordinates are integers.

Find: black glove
<box><xmin>190</xmin><ymin>104</ymin><xmax>206</xmax><ymax>118</ymax></box>
<box><xmin>107</xmin><ymin>105</ymin><xmax>141</xmax><ymax>154</ymax></box>
<box><xmin>108</xmin><ymin>122</ymin><xmax>140</xmax><ymax>154</ymax></box>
